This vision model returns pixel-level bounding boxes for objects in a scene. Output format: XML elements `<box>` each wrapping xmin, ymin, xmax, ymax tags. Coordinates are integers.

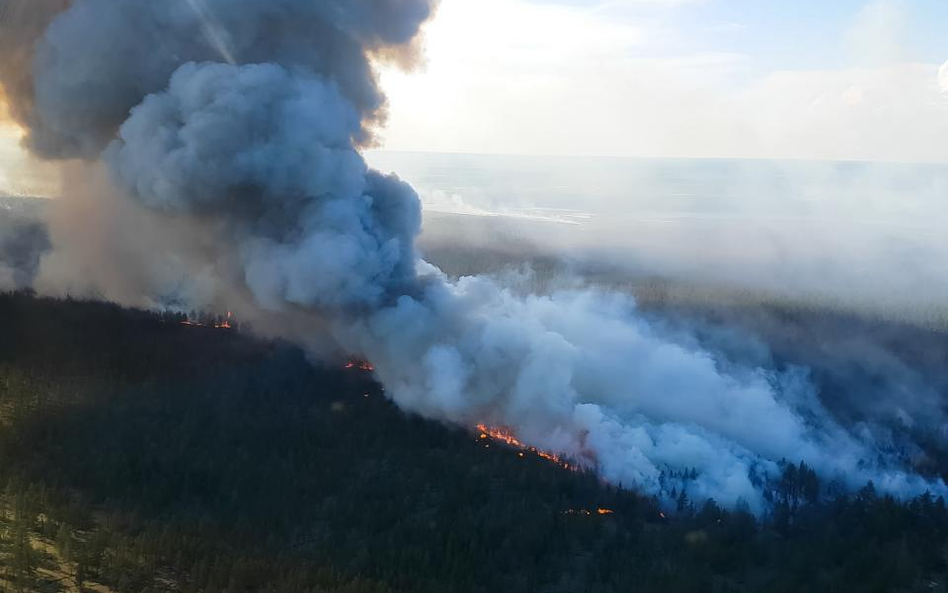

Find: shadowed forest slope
<box><xmin>0</xmin><ymin>293</ymin><xmax>946</xmax><ymax>592</ymax></box>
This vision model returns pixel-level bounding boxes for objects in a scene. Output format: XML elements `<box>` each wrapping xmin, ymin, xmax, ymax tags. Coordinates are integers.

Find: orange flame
<box><xmin>564</xmin><ymin>508</ymin><xmax>614</xmax><ymax>517</ymax></box>
<box><xmin>344</xmin><ymin>360</ymin><xmax>375</xmax><ymax>372</ymax></box>
<box><xmin>475</xmin><ymin>424</ymin><xmax>576</xmax><ymax>472</ymax></box>
<box><xmin>180</xmin><ymin>311</ymin><xmax>235</xmax><ymax>329</ymax></box>
<box><xmin>214</xmin><ymin>311</ymin><xmax>233</xmax><ymax>329</ymax></box>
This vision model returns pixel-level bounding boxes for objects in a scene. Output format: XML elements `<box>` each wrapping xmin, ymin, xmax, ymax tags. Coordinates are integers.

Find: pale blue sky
<box><xmin>378</xmin><ymin>0</ymin><xmax>948</xmax><ymax>162</ymax></box>
<box><xmin>671</xmin><ymin>0</ymin><xmax>948</xmax><ymax>68</ymax></box>
<box><xmin>530</xmin><ymin>0</ymin><xmax>948</xmax><ymax>66</ymax></box>
<box><xmin>3</xmin><ymin>0</ymin><xmax>948</xmax><ymax>195</ymax></box>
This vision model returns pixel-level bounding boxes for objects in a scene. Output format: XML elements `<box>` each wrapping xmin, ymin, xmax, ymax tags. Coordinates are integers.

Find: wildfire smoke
<box><xmin>1</xmin><ymin>0</ymin><xmax>945</xmax><ymax>515</ymax></box>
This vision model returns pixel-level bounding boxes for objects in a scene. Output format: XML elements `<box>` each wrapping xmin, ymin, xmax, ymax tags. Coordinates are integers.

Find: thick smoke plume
<box><xmin>1</xmin><ymin>0</ymin><xmax>944</xmax><ymax>512</ymax></box>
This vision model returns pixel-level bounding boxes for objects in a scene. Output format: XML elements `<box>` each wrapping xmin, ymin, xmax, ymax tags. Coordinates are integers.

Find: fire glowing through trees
<box><xmin>476</xmin><ymin>424</ymin><xmax>618</xmax><ymax>516</ymax></box>
<box><xmin>344</xmin><ymin>361</ymin><xmax>376</xmax><ymax>372</ymax></box>
<box><xmin>564</xmin><ymin>508</ymin><xmax>615</xmax><ymax>517</ymax></box>
<box><xmin>339</xmin><ymin>363</ymin><xmax>579</xmax><ymax>475</ymax></box>
<box><xmin>341</xmin><ymin>361</ymin><xmax>579</xmax><ymax>475</ymax></box>
<box><xmin>476</xmin><ymin>424</ymin><xmax>577</xmax><ymax>472</ymax></box>
<box><xmin>180</xmin><ymin>311</ymin><xmax>234</xmax><ymax>329</ymax></box>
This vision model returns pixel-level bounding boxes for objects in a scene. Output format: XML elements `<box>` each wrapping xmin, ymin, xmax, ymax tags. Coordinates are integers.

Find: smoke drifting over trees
<box><xmin>0</xmin><ymin>197</ymin><xmax>50</xmax><ymax>290</ymax></box>
<box><xmin>0</xmin><ymin>0</ymin><xmax>945</xmax><ymax>511</ymax></box>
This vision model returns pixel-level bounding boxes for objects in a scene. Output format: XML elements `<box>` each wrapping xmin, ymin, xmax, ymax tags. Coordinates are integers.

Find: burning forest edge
<box><xmin>476</xmin><ymin>424</ymin><xmax>582</xmax><ymax>473</ymax></box>
<box><xmin>0</xmin><ymin>0</ymin><xmax>946</xmax><ymax>516</ymax></box>
<box><xmin>1</xmin><ymin>291</ymin><xmax>948</xmax><ymax>593</ymax></box>
<box><xmin>0</xmin><ymin>0</ymin><xmax>947</xmax><ymax>589</ymax></box>
<box><xmin>150</xmin><ymin>293</ymin><xmax>948</xmax><ymax>521</ymax></box>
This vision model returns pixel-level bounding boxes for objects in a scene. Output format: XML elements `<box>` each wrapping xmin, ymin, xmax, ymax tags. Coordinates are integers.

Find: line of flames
<box><xmin>329</xmin><ymin>380</ymin><xmax>618</xmax><ymax>516</ymax></box>
<box><xmin>475</xmin><ymin>425</ymin><xmax>619</xmax><ymax>515</ymax></box>
<box><xmin>319</xmin><ymin>376</ymin><xmax>619</xmax><ymax>516</ymax></box>
<box><xmin>564</xmin><ymin>508</ymin><xmax>615</xmax><ymax>516</ymax></box>
<box><xmin>344</xmin><ymin>361</ymin><xmax>375</xmax><ymax>372</ymax></box>
<box><xmin>476</xmin><ymin>424</ymin><xmax>577</xmax><ymax>472</ymax></box>
<box><xmin>180</xmin><ymin>311</ymin><xmax>234</xmax><ymax>329</ymax></box>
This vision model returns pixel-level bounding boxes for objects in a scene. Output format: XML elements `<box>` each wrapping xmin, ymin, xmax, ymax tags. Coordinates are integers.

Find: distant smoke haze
<box><xmin>0</xmin><ymin>192</ymin><xmax>50</xmax><ymax>290</ymax></box>
<box><xmin>0</xmin><ymin>0</ymin><xmax>945</xmax><ymax>513</ymax></box>
<box><xmin>369</xmin><ymin>151</ymin><xmax>948</xmax><ymax>324</ymax></box>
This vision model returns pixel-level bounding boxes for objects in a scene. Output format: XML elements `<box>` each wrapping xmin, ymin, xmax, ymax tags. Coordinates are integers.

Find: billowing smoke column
<box><xmin>106</xmin><ymin>61</ymin><xmax>421</xmax><ymax>311</ymax></box>
<box><xmin>0</xmin><ymin>0</ymin><xmax>425</xmax><ymax>311</ymax></box>
<box><xmin>1</xmin><ymin>0</ymin><xmax>943</xmax><ymax>513</ymax></box>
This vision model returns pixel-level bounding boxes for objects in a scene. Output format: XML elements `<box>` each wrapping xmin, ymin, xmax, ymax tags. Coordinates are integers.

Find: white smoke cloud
<box><xmin>2</xmin><ymin>0</ymin><xmax>945</xmax><ymax>514</ymax></box>
<box><xmin>337</xmin><ymin>271</ymin><xmax>942</xmax><ymax>511</ymax></box>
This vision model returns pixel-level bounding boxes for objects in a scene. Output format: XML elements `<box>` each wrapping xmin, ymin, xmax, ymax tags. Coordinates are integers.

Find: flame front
<box><xmin>179</xmin><ymin>311</ymin><xmax>235</xmax><ymax>329</ymax></box>
<box><xmin>564</xmin><ymin>508</ymin><xmax>615</xmax><ymax>517</ymax></box>
<box><xmin>214</xmin><ymin>311</ymin><xmax>233</xmax><ymax>329</ymax></box>
<box><xmin>344</xmin><ymin>360</ymin><xmax>375</xmax><ymax>372</ymax></box>
<box><xmin>476</xmin><ymin>424</ymin><xmax>576</xmax><ymax>472</ymax></box>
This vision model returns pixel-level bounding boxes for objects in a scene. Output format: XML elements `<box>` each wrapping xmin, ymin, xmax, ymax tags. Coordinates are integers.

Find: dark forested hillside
<box><xmin>0</xmin><ymin>292</ymin><xmax>946</xmax><ymax>593</ymax></box>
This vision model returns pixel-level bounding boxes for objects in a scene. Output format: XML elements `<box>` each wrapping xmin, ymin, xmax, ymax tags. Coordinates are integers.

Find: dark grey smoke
<box><xmin>1</xmin><ymin>0</ymin><xmax>432</xmax><ymax>158</ymax></box>
<box><xmin>9</xmin><ymin>0</ymin><xmax>430</xmax><ymax>308</ymax></box>
<box><xmin>2</xmin><ymin>0</ymin><xmax>944</xmax><ymax>512</ymax></box>
<box><xmin>0</xmin><ymin>197</ymin><xmax>51</xmax><ymax>290</ymax></box>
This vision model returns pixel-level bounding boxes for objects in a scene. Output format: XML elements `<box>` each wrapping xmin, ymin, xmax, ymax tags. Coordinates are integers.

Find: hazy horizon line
<box><xmin>366</xmin><ymin>148</ymin><xmax>948</xmax><ymax>168</ymax></box>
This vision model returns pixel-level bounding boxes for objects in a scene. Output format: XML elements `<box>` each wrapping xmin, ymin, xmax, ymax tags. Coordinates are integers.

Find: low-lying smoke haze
<box><xmin>0</xmin><ymin>0</ymin><xmax>946</xmax><ymax>513</ymax></box>
<box><xmin>369</xmin><ymin>151</ymin><xmax>948</xmax><ymax>323</ymax></box>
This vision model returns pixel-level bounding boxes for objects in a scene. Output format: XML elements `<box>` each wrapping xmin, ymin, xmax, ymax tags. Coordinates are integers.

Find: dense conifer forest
<box><xmin>0</xmin><ymin>292</ymin><xmax>946</xmax><ymax>592</ymax></box>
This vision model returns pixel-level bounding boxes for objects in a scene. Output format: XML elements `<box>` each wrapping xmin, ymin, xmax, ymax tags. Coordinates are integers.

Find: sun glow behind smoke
<box><xmin>0</xmin><ymin>111</ymin><xmax>22</xmax><ymax>138</ymax></box>
<box><xmin>376</xmin><ymin>0</ymin><xmax>948</xmax><ymax>162</ymax></box>
<box><xmin>0</xmin><ymin>110</ymin><xmax>59</xmax><ymax>197</ymax></box>
<box><xmin>0</xmin><ymin>96</ymin><xmax>21</xmax><ymax>180</ymax></box>
<box><xmin>0</xmin><ymin>121</ymin><xmax>20</xmax><ymax>190</ymax></box>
